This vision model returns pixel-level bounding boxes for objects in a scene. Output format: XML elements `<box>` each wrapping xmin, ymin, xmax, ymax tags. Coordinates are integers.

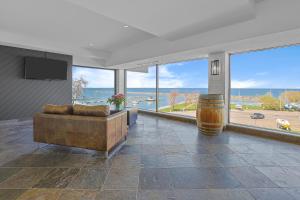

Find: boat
<box><xmin>146</xmin><ymin>96</ymin><xmax>156</xmax><ymax>101</ymax></box>
<box><xmin>131</xmin><ymin>100</ymin><xmax>138</xmax><ymax>105</ymax></box>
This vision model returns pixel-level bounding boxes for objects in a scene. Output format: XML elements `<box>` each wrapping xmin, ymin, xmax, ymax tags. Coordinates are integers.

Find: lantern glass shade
<box><xmin>211</xmin><ymin>60</ymin><xmax>220</xmax><ymax>75</ymax></box>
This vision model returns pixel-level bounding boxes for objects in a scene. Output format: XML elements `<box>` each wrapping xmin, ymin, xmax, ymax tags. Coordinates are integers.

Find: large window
<box><xmin>72</xmin><ymin>66</ymin><xmax>115</xmax><ymax>105</ymax></box>
<box><xmin>230</xmin><ymin>45</ymin><xmax>300</xmax><ymax>134</ymax></box>
<box><xmin>125</xmin><ymin>59</ymin><xmax>208</xmax><ymax>117</ymax></box>
<box><xmin>158</xmin><ymin>59</ymin><xmax>208</xmax><ymax>117</ymax></box>
<box><xmin>126</xmin><ymin>66</ymin><xmax>157</xmax><ymax>111</ymax></box>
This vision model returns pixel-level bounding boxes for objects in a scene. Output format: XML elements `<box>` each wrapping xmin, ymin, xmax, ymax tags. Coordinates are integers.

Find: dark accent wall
<box><xmin>0</xmin><ymin>45</ymin><xmax>72</xmax><ymax>120</ymax></box>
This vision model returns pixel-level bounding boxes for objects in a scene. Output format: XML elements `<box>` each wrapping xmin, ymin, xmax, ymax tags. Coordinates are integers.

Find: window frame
<box><xmin>72</xmin><ymin>65</ymin><xmax>117</xmax><ymax>101</ymax></box>
<box><xmin>228</xmin><ymin>43</ymin><xmax>300</xmax><ymax>133</ymax></box>
<box><xmin>125</xmin><ymin>57</ymin><xmax>208</xmax><ymax>118</ymax></box>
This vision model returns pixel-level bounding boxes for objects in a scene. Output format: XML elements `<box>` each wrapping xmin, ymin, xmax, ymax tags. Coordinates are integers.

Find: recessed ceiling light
<box><xmin>89</xmin><ymin>43</ymin><xmax>94</xmax><ymax>46</ymax></box>
<box><xmin>123</xmin><ymin>25</ymin><xmax>129</xmax><ymax>28</ymax></box>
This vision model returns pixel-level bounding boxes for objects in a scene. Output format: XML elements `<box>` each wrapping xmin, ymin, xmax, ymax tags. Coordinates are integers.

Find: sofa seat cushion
<box><xmin>73</xmin><ymin>105</ymin><xmax>110</xmax><ymax>117</ymax></box>
<box><xmin>43</xmin><ymin>104</ymin><xmax>73</xmax><ymax>115</ymax></box>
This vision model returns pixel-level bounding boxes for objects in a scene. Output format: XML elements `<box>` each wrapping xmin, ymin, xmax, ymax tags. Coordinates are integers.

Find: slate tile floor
<box><xmin>2</xmin><ymin>115</ymin><xmax>300</xmax><ymax>199</ymax></box>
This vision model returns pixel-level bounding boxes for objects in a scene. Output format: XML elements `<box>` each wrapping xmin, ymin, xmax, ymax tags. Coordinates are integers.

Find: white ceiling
<box><xmin>0</xmin><ymin>0</ymin><xmax>300</xmax><ymax>69</ymax></box>
<box><xmin>65</xmin><ymin>0</ymin><xmax>255</xmax><ymax>41</ymax></box>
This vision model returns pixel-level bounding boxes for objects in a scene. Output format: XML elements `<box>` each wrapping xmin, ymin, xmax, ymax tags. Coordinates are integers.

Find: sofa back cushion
<box><xmin>43</xmin><ymin>104</ymin><xmax>73</xmax><ymax>115</ymax></box>
<box><xmin>73</xmin><ymin>105</ymin><xmax>110</xmax><ymax>117</ymax></box>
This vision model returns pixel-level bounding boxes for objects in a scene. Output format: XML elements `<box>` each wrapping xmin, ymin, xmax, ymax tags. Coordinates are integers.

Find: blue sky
<box><xmin>231</xmin><ymin>45</ymin><xmax>300</xmax><ymax>89</ymax></box>
<box><xmin>127</xmin><ymin>59</ymin><xmax>208</xmax><ymax>88</ymax></box>
<box><xmin>73</xmin><ymin>66</ymin><xmax>115</xmax><ymax>88</ymax></box>
<box><xmin>73</xmin><ymin>45</ymin><xmax>300</xmax><ymax>89</ymax></box>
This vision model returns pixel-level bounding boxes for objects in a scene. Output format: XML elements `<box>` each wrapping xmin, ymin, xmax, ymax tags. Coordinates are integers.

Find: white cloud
<box><xmin>231</xmin><ymin>79</ymin><xmax>265</xmax><ymax>88</ymax></box>
<box><xmin>159</xmin><ymin>66</ymin><xmax>173</xmax><ymax>78</ymax></box>
<box><xmin>127</xmin><ymin>71</ymin><xmax>156</xmax><ymax>88</ymax></box>
<box><xmin>127</xmin><ymin>65</ymin><xmax>184</xmax><ymax>88</ymax></box>
<box><xmin>73</xmin><ymin>67</ymin><xmax>115</xmax><ymax>88</ymax></box>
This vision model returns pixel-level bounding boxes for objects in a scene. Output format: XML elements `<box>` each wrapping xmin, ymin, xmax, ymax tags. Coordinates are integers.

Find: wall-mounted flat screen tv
<box><xmin>24</xmin><ymin>57</ymin><xmax>68</xmax><ymax>80</ymax></box>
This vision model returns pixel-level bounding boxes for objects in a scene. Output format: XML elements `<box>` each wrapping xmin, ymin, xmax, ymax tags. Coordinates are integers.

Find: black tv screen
<box><xmin>24</xmin><ymin>57</ymin><xmax>68</xmax><ymax>80</ymax></box>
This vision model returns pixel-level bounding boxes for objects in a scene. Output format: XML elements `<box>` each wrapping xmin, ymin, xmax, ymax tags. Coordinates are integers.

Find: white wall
<box><xmin>208</xmin><ymin>52</ymin><xmax>230</xmax><ymax>125</ymax></box>
<box><xmin>115</xmin><ymin>69</ymin><xmax>125</xmax><ymax>94</ymax></box>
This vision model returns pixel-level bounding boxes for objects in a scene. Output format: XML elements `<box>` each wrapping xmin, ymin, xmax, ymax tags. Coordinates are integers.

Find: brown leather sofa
<box><xmin>33</xmin><ymin>105</ymin><xmax>128</xmax><ymax>157</ymax></box>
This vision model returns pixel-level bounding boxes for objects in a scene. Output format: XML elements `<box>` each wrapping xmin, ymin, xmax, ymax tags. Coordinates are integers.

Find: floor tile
<box><xmin>248</xmin><ymin>188</ymin><xmax>295</xmax><ymax>200</ymax></box>
<box><xmin>2</xmin><ymin>154</ymin><xmax>44</xmax><ymax>167</ymax></box>
<box><xmin>67</xmin><ymin>168</ymin><xmax>108</xmax><ymax>189</ymax></box>
<box><xmin>0</xmin><ymin>168</ymin><xmax>22</xmax><ymax>183</ymax></box>
<box><xmin>118</xmin><ymin>145</ymin><xmax>142</xmax><ymax>155</ymax></box>
<box><xmin>139</xmin><ymin>168</ymin><xmax>173</xmax><ymax>190</ymax></box>
<box><xmin>206</xmin><ymin>144</ymin><xmax>235</xmax><ymax>155</ymax></box>
<box><xmin>111</xmin><ymin>155</ymin><xmax>141</xmax><ymax>169</ymax></box>
<box><xmin>95</xmin><ymin>190</ymin><xmax>137</xmax><ymax>200</ymax></box>
<box><xmin>84</xmin><ymin>156</ymin><xmax>112</xmax><ymax>169</ymax></box>
<box><xmin>284</xmin><ymin>188</ymin><xmax>300</xmax><ymax>200</ymax></box>
<box><xmin>239</xmin><ymin>154</ymin><xmax>277</xmax><ymax>166</ymax></box>
<box><xmin>215</xmin><ymin>154</ymin><xmax>250</xmax><ymax>167</ymax></box>
<box><xmin>169</xmin><ymin>167</ymin><xmax>202</xmax><ymax>189</ymax></box>
<box><xmin>191</xmin><ymin>154</ymin><xmax>223</xmax><ymax>167</ymax></box>
<box><xmin>2</xmin><ymin>114</ymin><xmax>300</xmax><ymax>199</ymax></box>
<box><xmin>278</xmin><ymin>154</ymin><xmax>300</xmax><ymax>166</ymax></box>
<box><xmin>174</xmin><ymin>189</ymin><xmax>255</xmax><ymax>200</ymax></box>
<box><xmin>256</xmin><ymin>166</ymin><xmax>300</xmax><ymax>187</ymax></box>
<box><xmin>0</xmin><ymin>189</ymin><xmax>26</xmax><ymax>200</ymax></box>
<box><xmin>207</xmin><ymin>167</ymin><xmax>242</xmax><ymax>189</ymax></box>
<box><xmin>52</xmin><ymin>154</ymin><xmax>88</xmax><ymax>167</ymax></box>
<box><xmin>173</xmin><ymin>189</ymin><xmax>212</xmax><ymax>200</ymax></box>
<box><xmin>227</xmin><ymin>144</ymin><xmax>257</xmax><ymax>154</ymax></box>
<box><xmin>141</xmin><ymin>145</ymin><xmax>165</xmax><ymax>155</ymax></box>
<box><xmin>163</xmin><ymin>145</ymin><xmax>188</xmax><ymax>155</ymax></box>
<box><xmin>185</xmin><ymin>144</ymin><xmax>209</xmax><ymax>154</ymax></box>
<box><xmin>171</xmin><ymin>167</ymin><xmax>241</xmax><ymax>189</ymax></box>
<box><xmin>33</xmin><ymin>168</ymin><xmax>79</xmax><ymax>188</ymax></box>
<box><xmin>103</xmin><ymin>167</ymin><xmax>140</xmax><ymax>190</ymax></box>
<box><xmin>16</xmin><ymin>189</ymin><xmax>62</xmax><ymax>200</ymax></box>
<box><xmin>138</xmin><ymin>190</ymin><xmax>175</xmax><ymax>200</ymax></box>
<box><xmin>0</xmin><ymin>168</ymin><xmax>51</xmax><ymax>189</ymax></box>
<box><xmin>58</xmin><ymin>189</ymin><xmax>97</xmax><ymax>200</ymax></box>
<box><xmin>166</xmin><ymin>154</ymin><xmax>195</xmax><ymax>167</ymax></box>
<box><xmin>228</xmin><ymin>167</ymin><xmax>277</xmax><ymax>188</ymax></box>
<box><xmin>208</xmin><ymin>189</ymin><xmax>255</xmax><ymax>200</ymax></box>
<box><xmin>141</xmin><ymin>155</ymin><xmax>168</xmax><ymax>168</ymax></box>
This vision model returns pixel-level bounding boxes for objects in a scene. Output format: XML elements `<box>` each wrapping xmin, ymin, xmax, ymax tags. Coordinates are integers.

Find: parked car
<box><xmin>284</xmin><ymin>103</ymin><xmax>300</xmax><ymax>111</ymax></box>
<box><xmin>236</xmin><ymin>104</ymin><xmax>243</xmax><ymax>110</ymax></box>
<box><xmin>250</xmin><ymin>113</ymin><xmax>265</xmax><ymax>119</ymax></box>
<box><xmin>284</xmin><ymin>104</ymin><xmax>293</xmax><ymax>110</ymax></box>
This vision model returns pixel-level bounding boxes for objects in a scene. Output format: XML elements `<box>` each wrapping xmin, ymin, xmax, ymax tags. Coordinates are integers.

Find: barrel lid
<box><xmin>199</xmin><ymin>94</ymin><xmax>224</xmax><ymax>100</ymax></box>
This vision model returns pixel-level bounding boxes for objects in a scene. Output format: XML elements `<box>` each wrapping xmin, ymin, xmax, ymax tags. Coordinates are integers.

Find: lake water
<box><xmin>76</xmin><ymin>88</ymin><xmax>300</xmax><ymax>110</ymax></box>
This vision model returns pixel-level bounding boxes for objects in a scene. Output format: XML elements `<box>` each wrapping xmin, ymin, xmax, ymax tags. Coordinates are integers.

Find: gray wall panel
<box><xmin>0</xmin><ymin>45</ymin><xmax>72</xmax><ymax>120</ymax></box>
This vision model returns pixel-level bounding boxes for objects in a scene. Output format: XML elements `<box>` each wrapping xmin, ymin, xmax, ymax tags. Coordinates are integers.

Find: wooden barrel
<box><xmin>196</xmin><ymin>94</ymin><xmax>224</xmax><ymax>135</ymax></box>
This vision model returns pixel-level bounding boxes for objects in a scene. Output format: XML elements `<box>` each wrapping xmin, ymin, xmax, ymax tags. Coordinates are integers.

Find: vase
<box><xmin>115</xmin><ymin>104</ymin><xmax>121</xmax><ymax>111</ymax></box>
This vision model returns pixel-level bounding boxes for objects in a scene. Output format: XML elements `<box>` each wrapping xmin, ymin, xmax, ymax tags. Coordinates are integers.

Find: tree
<box><xmin>184</xmin><ymin>93</ymin><xmax>199</xmax><ymax>110</ymax></box>
<box><xmin>72</xmin><ymin>76</ymin><xmax>88</xmax><ymax>103</ymax></box>
<box><xmin>184</xmin><ymin>93</ymin><xmax>193</xmax><ymax>106</ymax></box>
<box><xmin>191</xmin><ymin>93</ymin><xmax>199</xmax><ymax>105</ymax></box>
<box><xmin>259</xmin><ymin>95</ymin><xmax>280</xmax><ymax>110</ymax></box>
<box><xmin>168</xmin><ymin>91</ymin><xmax>179</xmax><ymax>111</ymax></box>
<box><xmin>279</xmin><ymin>91</ymin><xmax>300</xmax><ymax>104</ymax></box>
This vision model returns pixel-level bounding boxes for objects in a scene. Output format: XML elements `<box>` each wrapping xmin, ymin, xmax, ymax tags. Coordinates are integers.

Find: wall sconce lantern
<box><xmin>211</xmin><ymin>60</ymin><xmax>220</xmax><ymax>75</ymax></box>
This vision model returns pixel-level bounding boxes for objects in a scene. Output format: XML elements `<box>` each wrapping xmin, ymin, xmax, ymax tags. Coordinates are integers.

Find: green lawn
<box><xmin>159</xmin><ymin>103</ymin><xmax>197</xmax><ymax>112</ymax></box>
<box><xmin>230</xmin><ymin>104</ymin><xmax>263</xmax><ymax>110</ymax></box>
<box><xmin>160</xmin><ymin>103</ymin><xmax>288</xmax><ymax>112</ymax></box>
<box><xmin>161</xmin><ymin>103</ymin><xmax>262</xmax><ymax>112</ymax></box>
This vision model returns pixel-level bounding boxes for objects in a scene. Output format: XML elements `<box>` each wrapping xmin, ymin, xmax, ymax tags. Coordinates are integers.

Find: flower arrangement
<box><xmin>107</xmin><ymin>93</ymin><xmax>125</xmax><ymax>110</ymax></box>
